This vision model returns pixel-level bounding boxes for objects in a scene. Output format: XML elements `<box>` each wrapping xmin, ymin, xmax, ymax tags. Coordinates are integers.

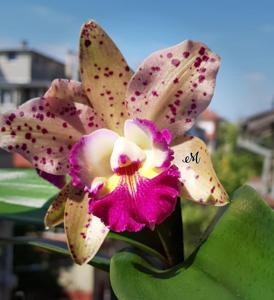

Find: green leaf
<box><xmin>0</xmin><ymin>236</ymin><xmax>110</xmax><ymax>272</ymax></box>
<box><xmin>0</xmin><ymin>168</ymin><xmax>58</xmax><ymax>223</ymax></box>
<box><xmin>110</xmin><ymin>185</ymin><xmax>274</xmax><ymax>300</ymax></box>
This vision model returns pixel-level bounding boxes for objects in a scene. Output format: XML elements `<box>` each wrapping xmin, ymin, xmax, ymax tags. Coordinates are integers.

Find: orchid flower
<box><xmin>0</xmin><ymin>20</ymin><xmax>229</xmax><ymax>264</ymax></box>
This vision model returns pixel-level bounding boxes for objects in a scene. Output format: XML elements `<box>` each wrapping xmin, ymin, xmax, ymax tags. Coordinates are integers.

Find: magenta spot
<box><xmin>167</xmin><ymin>52</ymin><xmax>173</xmax><ymax>59</ymax></box>
<box><xmin>173</xmin><ymin>78</ymin><xmax>179</xmax><ymax>84</ymax></box>
<box><xmin>171</xmin><ymin>59</ymin><xmax>180</xmax><ymax>67</ymax></box>
<box><xmin>199</xmin><ymin>47</ymin><xmax>206</xmax><ymax>55</ymax></box>
<box><xmin>25</xmin><ymin>133</ymin><xmax>31</xmax><ymax>140</ymax></box>
<box><xmin>202</xmin><ymin>55</ymin><xmax>209</xmax><ymax>61</ymax></box>
<box><xmin>175</xmin><ymin>99</ymin><xmax>181</xmax><ymax>106</ymax></box>
<box><xmin>170</xmin><ymin>118</ymin><xmax>175</xmax><ymax>123</ymax></box>
<box><xmin>84</xmin><ymin>40</ymin><xmax>91</xmax><ymax>47</ymax></box>
<box><xmin>194</xmin><ymin>57</ymin><xmax>202</xmax><ymax>68</ymax></box>
<box><xmin>152</xmin><ymin>90</ymin><xmax>159</xmax><ymax>97</ymax></box>
<box><xmin>199</xmin><ymin>67</ymin><xmax>206</xmax><ymax>73</ymax></box>
<box><xmin>183</xmin><ymin>51</ymin><xmax>190</xmax><ymax>58</ymax></box>
<box><xmin>198</xmin><ymin>75</ymin><xmax>205</xmax><ymax>83</ymax></box>
<box><xmin>8</xmin><ymin>113</ymin><xmax>16</xmax><ymax>122</ymax></box>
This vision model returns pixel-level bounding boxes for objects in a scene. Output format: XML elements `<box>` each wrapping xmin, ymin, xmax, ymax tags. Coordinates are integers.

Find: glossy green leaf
<box><xmin>0</xmin><ymin>168</ymin><xmax>58</xmax><ymax>223</ymax></box>
<box><xmin>0</xmin><ymin>236</ymin><xmax>110</xmax><ymax>271</ymax></box>
<box><xmin>110</xmin><ymin>185</ymin><xmax>274</xmax><ymax>300</ymax></box>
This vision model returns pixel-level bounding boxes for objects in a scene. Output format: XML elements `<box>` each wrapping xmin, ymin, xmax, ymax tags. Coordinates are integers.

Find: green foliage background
<box><xmin>183</xmin><ymin>121</ymin><xmax>263</xmax><ymax>258</ymax></box>
<box><xmin>213</xmin><ymin>122</ymin><xmax>262</xmax><ymax>194</ymax></box>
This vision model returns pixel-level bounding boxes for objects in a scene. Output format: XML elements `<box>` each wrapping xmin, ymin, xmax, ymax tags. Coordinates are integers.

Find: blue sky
<box><xmin>1</xmin><ymin>0</ymin><xmax>274</xmax><ymax>121</ymax></box>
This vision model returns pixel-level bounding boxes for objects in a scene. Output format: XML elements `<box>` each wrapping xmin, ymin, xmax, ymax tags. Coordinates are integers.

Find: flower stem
<box><xmin>155</xmin><ymin>227</ymin><xmax>174</xmax><ymax>267</ymax></box>
<box><xmin>108</xmin><ymin>232</ymin><xmax>169</xmax><ymax>266</ymax></box>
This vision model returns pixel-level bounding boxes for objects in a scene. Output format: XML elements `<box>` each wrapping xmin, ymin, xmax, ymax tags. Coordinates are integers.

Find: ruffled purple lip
<box><xmin>89</xmin><ymin>165</ymin><xmax>180</xmax><ymax>232</ymax></box>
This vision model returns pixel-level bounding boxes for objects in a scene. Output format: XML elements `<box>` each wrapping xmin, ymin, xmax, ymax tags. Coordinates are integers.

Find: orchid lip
<box><xmin>67</xmin><ymin>117</ymin><xmax>180</xmax><ymax>231</ymax></box>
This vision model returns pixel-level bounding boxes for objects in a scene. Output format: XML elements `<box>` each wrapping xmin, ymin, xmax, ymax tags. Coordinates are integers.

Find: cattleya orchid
<box><xmin>0</xmin><ymin>20</ymin><xmax>228</xmax><ymax>264</ymax></box>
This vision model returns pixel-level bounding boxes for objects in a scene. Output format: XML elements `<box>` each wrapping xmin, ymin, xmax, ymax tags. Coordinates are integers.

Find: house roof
<box><xmin>241</xmin><ymin>108</ymin><xmax>274</xmax><ymax>135</ymax></box>
<box><xmin>0</xmin><ymin>81</ymin><xmax>52</xmax><ymax>88</ymax></box>
<box><xmin>199</xmin><ymin>109</ymin><xmax>222</xmax><ymax>122</ymax></box>
<box><xmin>0</xmin><ymin>48</ymin><xmax>64</xmax><ymax>66</ymax></box>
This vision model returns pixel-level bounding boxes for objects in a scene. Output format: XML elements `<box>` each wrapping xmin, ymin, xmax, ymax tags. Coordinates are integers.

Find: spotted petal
<box><xmin>125</xmin><ymin>41</ymin><xmax>220</xmax><ymax>138</ymax></box>
<box><xmin>45</xmin><ymin>79</ymin><xmax>90</xmax><ymax>105</ymax></box>
<box><xmin>64</xmin><ymin>184</ymin><xmax>109</xmax><ymax>265</ymax></box>
<box><xmin>171</xmin><ymin>136</ymin><xmax>229</xmax><ymax>206</ymax></box>
<box><xmin>79</xmin><ymin>20</ymin><xmax>133</xmax><ymax>133</ymax></box>
<box><xmin>44</xmin><ymin>183</ymin><xmax>70</xmax><ymax>228</ymax></box>
<box><xmin>0</xmin><ymin>82</ymin><xmax>104</xmax><ymax>175</ymax></box>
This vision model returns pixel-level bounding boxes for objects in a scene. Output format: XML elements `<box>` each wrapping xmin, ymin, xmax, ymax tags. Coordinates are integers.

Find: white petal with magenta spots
<box><xmin>125</xmin><ymin>41</ymin><xmax>220</xmax><ymax>138</ymax></box>
<box><xmin>64</xmin><ymin>185</ymin><xmax>109</xmax><ymax>265</ymax></box>
<box><xmin>0</xmin><ymin>94</ymin><xmax>103</xmax><ymax>175</ymax></box>
<box><xmin>171</xmin><ymin>136</ymin><xmax>229</xmax><ymax>206</ymax></box>
<box><xmin>79</xmin><ymin>20</ymin><xmax>133</xmax><ymax>134</ymax></box>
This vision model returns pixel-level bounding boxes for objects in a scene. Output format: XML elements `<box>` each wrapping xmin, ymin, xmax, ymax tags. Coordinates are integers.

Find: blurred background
<box><xmin>0</xmin><ymin>0</ymin><xmax>273</xmax><ymax>299</ymax></box>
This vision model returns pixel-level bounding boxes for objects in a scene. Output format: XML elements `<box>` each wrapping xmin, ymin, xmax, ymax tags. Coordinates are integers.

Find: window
<box><xmin>0</xmin><ymin>90</ymin><xmax>12</xmax><ymax>104</ymax></box>
<box><xmin>7</xmin><ymin>52</ymin><xmax>17</xmax><ymax>61</ymax></box>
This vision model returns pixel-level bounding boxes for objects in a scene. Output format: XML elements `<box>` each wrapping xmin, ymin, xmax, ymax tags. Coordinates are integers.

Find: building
<box><xmin>0</xmin><ymin>43</ymin><xmax>71</xmax><ymax>168</ymax></box>
<box><xmin>0</xmin><ymin>42</ymin><xmax>65</xmax><ymax>114</ymax></box>
<box><xmin>195</xmin><ymin>110</ymin><xmax>223</xmax><ymax>153</ymax></box>
<box><xmin>238</xmin><ymin>108</ymin><xmax>274</xmax><ymax>203</ymax></box>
